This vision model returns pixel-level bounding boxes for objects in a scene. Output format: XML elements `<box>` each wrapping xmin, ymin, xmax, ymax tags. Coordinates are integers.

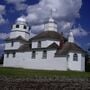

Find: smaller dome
<box><xmin>69</xmin><ymin>31</ymin><xmax>73</xmax><ymax>37</ymax></box>
<box><xmin>17</xmin><ymin>17</ymin><xmax>26</xmax><ymax>22</ymax></box>
<box><xmin>68</xmin><ymin>30</ymin><xmax>74</xmax><ymax>43</ymax></box>
<box><xmin>49</xmin><ymin>17</ymin><xmax>54</xmax><ymax>22</ymax></box>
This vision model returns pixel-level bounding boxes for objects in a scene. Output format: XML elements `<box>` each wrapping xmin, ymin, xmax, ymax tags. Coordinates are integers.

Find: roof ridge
<box><xmin>30</xmin><ymin>31</ymin><xmax>67</xmax><ymax>41</ymax></box>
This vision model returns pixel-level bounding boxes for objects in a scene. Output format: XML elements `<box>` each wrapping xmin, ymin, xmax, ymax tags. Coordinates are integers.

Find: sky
<box><xmin>0</xmin><ymin>0</ymin><xmax>90</xmax><ymax>54</ymax></box>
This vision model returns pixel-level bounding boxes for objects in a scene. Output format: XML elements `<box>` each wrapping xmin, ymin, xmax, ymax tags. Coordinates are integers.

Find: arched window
<box><xmin>13</xmin><ymin>52</ymin><xmax>16</xmax><ymax>58</ymax></box>
<box><xmin>6</xmin><ymin>53</ymin><xmax>9</xmax><ymax>58</ymax></box>
<box><xmin>38</xmin><ymin>41</ymin><xmax>41</xmax><ymax>48</ymax></box>
<box><xmin>67</xmin><ymin>54</ymin><xmax>69</xmax><ymax>61</ymax></box>
<box><xmin>42</xmin><ymin>50</ymin><xmax>47</xmax><ymax>59</ymax></box>
<box><xmin>24</xmin><ymin>25</ymin><xmax>27</xmax><ymax>29</ymax></box>
<box><xmin>16</xmin><ymin>24</ymin><xmax>19</xmax><ymax>28</ymax></box>
<box><xmin>32</xmin><ymin>51</ymin><xmax>36</xmax><ymax>59</ymax></box>
<box><xmin>11</xmin><ymin>41</ymin><xmax>14</xmax><ymax>47</ymax></box>
<box><xmin>73</xmin><ymin>53</ymin><xmax>78</xmax><ymax>61</ymax></box>
<box><xmin>29</xmin><ymin>43</ymin><xmax>32</xmax><ymax>49</ymax></box>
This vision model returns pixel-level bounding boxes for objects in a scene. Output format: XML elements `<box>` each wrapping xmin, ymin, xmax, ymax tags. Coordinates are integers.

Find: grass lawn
<box><xmin>0</xmin><ymin>67</ymin><xmax>90</xmax><ymax>78</ymax></box>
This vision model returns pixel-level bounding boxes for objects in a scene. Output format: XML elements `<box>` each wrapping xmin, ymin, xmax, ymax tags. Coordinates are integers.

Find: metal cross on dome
<box><xmin>50</xmin><ymin>8</ymin><xmax>56</xmax><ymax>18</ymax></box>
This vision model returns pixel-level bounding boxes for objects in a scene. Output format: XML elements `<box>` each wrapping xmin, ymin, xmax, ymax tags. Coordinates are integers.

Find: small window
<box><xmin>67</xmin><ymin>55</ymin><xmax>69</xmax><ymax>61</ymax></box>
<box><xmin>73</xmin><ymin>54</ymin><xmax>78</xmax><ymax>61</ymax></box>
<box><xmin>13</xmin><ymin>52</ymin><xmax>16</xmax><ymax>58</ymax></box>
<box><xmin>42</xmin><ymin>50</ymin><xmax>47</xmax><ymax>59</ymax></box>
<box><xmin>29</xmin><ymin>43</ymin><xmax>32</xmax><ymax>49</ymax></box>
<box><xmin>6</xmin><ymin>53</ymin><xmax>9</xmax><ymax>58</ymax></box>
<box><xmin>32</xmin><ymin>51</ymin><xmax>36</xmax><ymax>59</ymax></box>
<box><xmin>11</xmin><ymin>41</ymin><xmax>14</xmax><ymax>47</ymax></box>
<box><xmin>16</xmin><ymin>25</ymin><xmax>19</xmax><ymax>28</ymax></box>
<box><xmin>38</xmin><ymin>41</ymin><xmax>41</xmax><ymax>48</ymax></box>
<box><xmin>24</xmin><ymin>25</ymin><xmax>27</xmax><ymax>29</ymax></box>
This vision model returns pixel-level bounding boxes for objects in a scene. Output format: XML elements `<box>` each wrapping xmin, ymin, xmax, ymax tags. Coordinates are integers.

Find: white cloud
<box><xmin>0</xmin><ymin>5</ymin><xmax>5</xmax><ymax>15</ymax></box>
<box><xmin>19</xmin><ymin>0</ymin><xmax>82</xmax><ymax>34</ymax></box>
<box><xmin>25</xmin><ymin>0</ymin><xmax>82</xmax><ymax>25</ymax></box>
<box><xmin>15</xmin><ymin>3</ymin><xmax>28</xmax><ymax>11</ymax></box>
<box><xmin>0</xmin><ymin>15</ymin><xmax>6</xmax><ymax>24</ymax></box>
<box><xmin>16</xmin><ymin>0</ymin><xmax>87</xmax><ymax>38</ymax></box>
<box><xmin>0</xmin><ymin>43</ymin><xmax>5</xmax><ymax>50</ymax></box>
<box><xmin>0</xmin><ymin>33</ymin><xmax>9</xmax><ymax>40</ymax></box>
<box><xmin>0</xmin><ymin>5</ymin><xmax>6</xmax><ymax>24</ymax></box>
<box><xmin>58</xmin><ymin>21</ymin><xmax>73</xmax><ymax>32</ymax></box>
<box><xmin>31</xmin><ymin>24</ymin><xmax>44</xmax><ymax>34</ymax></box>
<box><xmin>5</xmin><ymin>0</ymin><xmax>27</xmax><ymax>11</ymax></box>
<box><xmin>72</xmin><ymin>26</ymin><xmax>88</xmax><ymax>37</ymax></box>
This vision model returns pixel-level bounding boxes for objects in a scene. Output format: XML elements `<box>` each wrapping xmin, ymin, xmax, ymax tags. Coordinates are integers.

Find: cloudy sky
<box><xmin>0</xmin><ymin>0</ymin><xmax>90</xmax><ymax>54</ymax></box>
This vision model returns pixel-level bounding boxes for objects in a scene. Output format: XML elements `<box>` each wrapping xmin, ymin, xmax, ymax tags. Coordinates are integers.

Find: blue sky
<box><xmin>0</xmin><ymin>0</ymin><xmax>90</xmax><ymax>54</ymax></box>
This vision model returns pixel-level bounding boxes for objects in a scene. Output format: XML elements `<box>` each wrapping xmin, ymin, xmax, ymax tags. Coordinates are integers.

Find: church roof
<box><xmin>18</xmin><ymin>43</ymin><xmax>31</xmax><ymax>52</ymax></box>
<box><xmin>55</xmin><ymin>42</ymin><xmax>85</xmax><ymax>57</ymax></box>
<box><xmin>30</xmin><ymin>31</ymin><xmax>67</xmax><ymax>41</ymax></box>
<box><xmin>47</xmin><ymin>43</ymin><xmax>59</xmax><ymax>49</ymax></box>
<box><xmin>5</xmin><ymin>36</ymin><xmax>28</xmax><ymax>42</ymax></box>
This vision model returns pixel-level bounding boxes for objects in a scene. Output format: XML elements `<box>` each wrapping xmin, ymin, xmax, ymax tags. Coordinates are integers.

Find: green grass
<box><xmin>0</xmin><ymin>67</ymin><xmax>90</xmax><ymax>78</ymax></box>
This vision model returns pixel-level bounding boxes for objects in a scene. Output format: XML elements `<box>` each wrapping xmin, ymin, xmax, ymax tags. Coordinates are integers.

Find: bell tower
<box><xmin>10</xmin><ymin>17</ymin><xmax>30</xmax><ymax>41</ymax></box>
<box><xmin>44</xmin><ymin>9</ymin><xmax>57</xmax><ymax>32</ymax></box>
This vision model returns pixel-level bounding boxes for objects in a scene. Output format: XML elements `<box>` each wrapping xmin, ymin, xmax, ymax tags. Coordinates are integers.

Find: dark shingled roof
<box><xmin>47</xmin><ymin>43</ymin><xmax>59</xmax><ymax>49</ymax></box>
<box><xmin>5</xmin><ymin>36</ymin><xmax>28</xmax><ymax>42</ymax></box>
<box><xmin>30</xmin><ymin>31</ymin><xmax>67</xmax><ymax>41</ymax></box>
<box><xmin>18</xmin><ymin>43</ymin><xmax>31</xmax><ymax>52</ymax></box>
<box><xmin>55</xmin><ymin>42</ymin><xmax>85</xmax><ymax>56</ymax></box>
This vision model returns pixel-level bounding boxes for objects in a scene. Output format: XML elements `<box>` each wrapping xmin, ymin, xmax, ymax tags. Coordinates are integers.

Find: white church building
<box><xmin>3</xmin><ymin>16</ymin><xmax>85</xmax><ymax>71</ymax></box>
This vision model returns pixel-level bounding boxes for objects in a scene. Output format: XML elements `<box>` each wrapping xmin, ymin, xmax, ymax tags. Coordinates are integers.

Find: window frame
<box><xmin>42</xmin><ymin>50</ymin><xmax>47</xmax><ymax>59</ymax></box>
<box><xmin>16</xmin><ymin>24</ymin><xmax>19</xmax><ymax>28</ymax></box>
<box><xmin>67</xmin><ymin>54</ymin><xmax>70</xmax><ymax>61</ymax></box>
<box><xmin>11</xmin><ymin>41</ymin><xmax>14</xmax><ymax>47</ymax></box>
<box><xmin>23</xmin><ymin>25</ymin><xmax>27</xmax><ymax>29</ymax></box>
<box><xmin>38</xmin><ymin>41</ymin><xmax>41</xmax><ymax>48</ymax></box>
<box><xmin>32</xmin><ymin>51</ymin><xmax>36</xmax><ymax>59</ymax></box>
<box><xmin>73</xmin><ymin>53</ymin><xmax>78</xmax><ymax>61</ymax></box>
<box><xmin>13</xmin><ymin>52</ymin><xmax>16</xmax><ymax>58</ymax></box>
<box><xmin>6</xmin><ymin>53</ymin><xmax>9</xmax><ymax>58</ymax></box>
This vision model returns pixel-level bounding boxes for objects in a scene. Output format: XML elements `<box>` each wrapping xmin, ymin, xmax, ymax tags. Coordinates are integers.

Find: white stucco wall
<box><xmin>3</xmin><ymin>47</ymin><xmax>85</xmax><ymax>71</ymax></box>
<box><xmin>3</xmin><ymin>50</ymin><xmax>67</xmax><ymax>71</ymax></box>
<box><xmin>10</xmin><ymin>31</ymin><xmax>30</xmax><ymax>40</ymax></box>
<box><xmin>5</xmin><ymin>42</ymin><xmax>22</xmax><ymax>50</ymax></box>
<box><xmin>32</xmin><ymin>40</ymin><xmax>59</xmax><ymax>48</ymax></box>
<box><xmin>68</xmin><ymin>52</ymin><xmax>85</xmax><ymax>71</ymax></box>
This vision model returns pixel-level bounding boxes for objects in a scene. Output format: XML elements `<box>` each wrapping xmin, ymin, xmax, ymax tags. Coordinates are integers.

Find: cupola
<box><xmin>10</xmin><ymin>17</ymin><xmax>30</xmax><ymax>41</ymax></box>
<box><xmin>68</xmin><ymin>30</ymin><xmax>74</xmax><ymax>43</ymax></box>
<box><xmin>44</xmin><ymin>9</ymin><xmax>57</xmax><ymax>32</ymax></box>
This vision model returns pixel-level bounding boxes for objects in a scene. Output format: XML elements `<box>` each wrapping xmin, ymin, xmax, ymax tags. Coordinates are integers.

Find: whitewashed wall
<box><xmin>68</xmin><ymin>52</ymin><xmax>85</xmax><ymax>71</ymax></box>
<box><xmin>5</xmin><ymin>42</ymin><xmax>22</xmax><ymax>50</ymax></box>
<box><xmin>3</xmin><ymin>50</ymin><xmax>85</xmax><ymax>71</ymax></box>
<box><xmin>3</xmin><ymin>50</ymin><xmax>67</xmax><ymax>71</ymax></box>
<box><xmin>32</xmin><ymin>40</ymin><xmax>59</xmax><ymax>48</ymax></box>
<box><xmin>10</xmin><ymin>31</ymin><xmax>30</xmax><ymax>40</ymax></box>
